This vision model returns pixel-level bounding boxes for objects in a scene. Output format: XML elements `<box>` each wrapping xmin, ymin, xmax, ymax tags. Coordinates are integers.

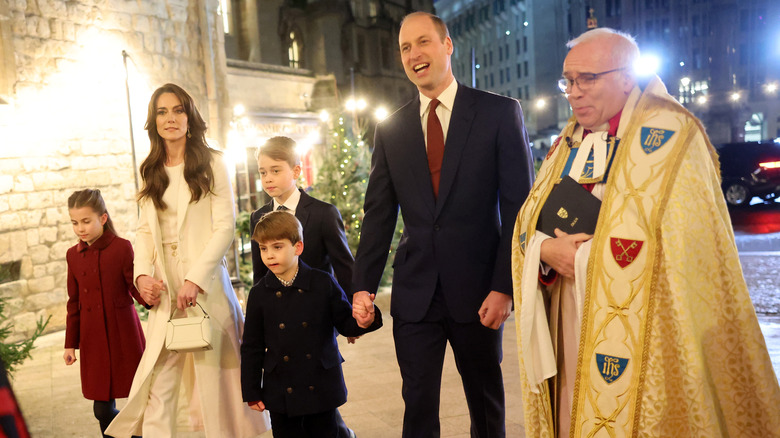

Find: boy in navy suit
<box><xmin>250</xmin><ymin>136</ymin><xmax>353</xmax><ymax>294</ymax></box>
<box><xmin>241</xmin><ymin>211</ymin><xmax>382</xmax><ymax>438</ymax></box>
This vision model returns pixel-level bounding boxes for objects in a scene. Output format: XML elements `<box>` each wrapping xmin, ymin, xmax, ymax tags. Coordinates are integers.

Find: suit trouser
<box><xmin>393</xmin><ymin>285</ymin><xmax>506</xmax><ymax>438</ymax></box>
<box><xmin>142</xmin><ymin>243</ymin><xmax>201</xmax><ymax>437</ymax></box>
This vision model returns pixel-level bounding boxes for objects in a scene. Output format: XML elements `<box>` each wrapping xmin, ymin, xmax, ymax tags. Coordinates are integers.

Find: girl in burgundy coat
<box><xmin>64</xmin><ymin>189</ymin><xmax>147</xmax><ymax>438</ymax></box>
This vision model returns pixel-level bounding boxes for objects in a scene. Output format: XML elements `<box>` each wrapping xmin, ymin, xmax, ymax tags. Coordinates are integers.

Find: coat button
<box><xmin>298</xmin><ymin>289</ymin><xmax>303</xmax><ymax>294</ymax></box>
<box><xmin>434</xmin><ymin>224</ymin><xmax>440</xmax><ymax>231</ymax></box>
<box><xmin>286</xmin><ymin>387</ymin><xmax>293</xmax><ymax>394</ymax></box>
<box><xmin>279</xmin><ymin>323</ymin><xmax>285</xmax><ymax>329</ymax></box>
<box><xmin>301</xmin><ymin>322</ymin><xmax>308</xmax><ymax>328</ymax></box>
<box><xmin>172</xmin><ymin>244</ymin><xmax>178</xmax><ymax>250</ymax></box>
<box><xmin>283</xmin><ymin>355</ymin><xmax>290</xmax><ymax>362</ymax></box>
<box><xmin>306</xmin><ymin>354</ymin><xmax>312</xmax><ymax>360</ymax></box>
<box><xmin>276</xmin><ymin>291</ymin><xmax>282</xmax><ymax>298</ymax></box>
<box><xmin>308</xmin><ymin>386</ymin><xmax>315</xmax><ymax>391</ymax></box>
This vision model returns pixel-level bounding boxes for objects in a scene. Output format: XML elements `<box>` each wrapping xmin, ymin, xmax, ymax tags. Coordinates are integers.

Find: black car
<box><xmin>716</xmin><ymin>140</ymin><xmax>780</xmax><ymax>207</ymax></box>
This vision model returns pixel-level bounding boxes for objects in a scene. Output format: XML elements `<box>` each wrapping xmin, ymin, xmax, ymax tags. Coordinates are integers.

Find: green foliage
<box><xmin>0</xmin><ymin>296</ymin><xmax>50</xmax><ymax>376</ymax></box>
<box><xmin>308</xmin><ymin>116</ymin><xmax>371</xmax><ymax>254</ymax></box>
<box><xmin>309</xmin><ymin>115</ymin><xmax>402</xmax><ymax>288</ymax></box>
<box><xmin>236</xmin><ymin>210</ymin><xmax>254</xmax><ymax>287</ymax></box>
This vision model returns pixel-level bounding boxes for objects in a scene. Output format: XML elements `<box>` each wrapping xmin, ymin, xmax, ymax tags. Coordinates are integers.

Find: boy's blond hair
<box><xmin>255</xmin><ymin>136</ymin><xmax>301</xmax><ymax>168</ymax></box>
<box><xmin>252</xmin><ymin>210</ymin><xmax>304</xmax><ymax>245</ymax></box>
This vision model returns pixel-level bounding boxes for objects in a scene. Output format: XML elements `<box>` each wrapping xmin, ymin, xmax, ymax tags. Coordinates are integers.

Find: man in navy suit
<box><xmin>351</xmin><ymin>11</ymin><xmax>534</xmax><ymax>438</ymax></box>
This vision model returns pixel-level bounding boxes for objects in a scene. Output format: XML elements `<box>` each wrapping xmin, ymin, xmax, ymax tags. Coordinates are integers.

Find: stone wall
<box><xmin>0</xmin><ymin>0</ymin><xmax>226</xmax><ymax>340</ymax></box>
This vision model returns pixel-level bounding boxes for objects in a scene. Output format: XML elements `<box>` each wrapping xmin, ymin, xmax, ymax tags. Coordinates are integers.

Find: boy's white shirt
<box><xmin>273</xmin><ymin>187</ymin><xmax>301</xmax><ymax>212</ymax></box>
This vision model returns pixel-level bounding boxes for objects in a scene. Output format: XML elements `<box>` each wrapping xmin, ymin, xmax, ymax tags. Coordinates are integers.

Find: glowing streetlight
<box><xmin>346</xmin><ymin>97</ymin><xmax>367</xmax><ymax>112</ymax></box>
<box><xmin>680</xmin><ymin>77</ymin><xmax>691</xmax><ymax>87</ymax></box>
<box><xmin>319</xmin><ymin>109</ymin><xmax>330</xmax><ymax>122</ymax></box>
<box><xmin>765</xmin><ymin>82</ymin><xmax>778</xmax><ymax>94</ymax></box>
<box><xmin>634</xmin><ymin>54</ymin><xmax>660</xmax><ymax>77</ymax></box>
<box><xmin>374</xmin><ymin>106</ymin><xmax>389</xmax><ymax>121</ymax></box>
<box><xmin>233</xmin><ymin>103</ymin><xmax>245</xmax><ymax>117</ymax></box>
<box><xmin>730</xmin><ymin>92</ymin><xmax>741</xmax><ymax>102</ymax></box>
<box><xmin>535</xmin><ymin>98</ymin><xmax>546</xmax><ymax>109</ymax></box>
<box><xmin>697</xmin><ymin>95</ymin><xmax>708</xmax><ymax>105</ymax></box>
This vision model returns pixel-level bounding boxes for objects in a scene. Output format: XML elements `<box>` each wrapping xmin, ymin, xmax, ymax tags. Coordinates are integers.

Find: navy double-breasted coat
<box><xmin>240</xmin><ymin>262</ymin><xmax>382</xmax><ymax>416</ymax></box>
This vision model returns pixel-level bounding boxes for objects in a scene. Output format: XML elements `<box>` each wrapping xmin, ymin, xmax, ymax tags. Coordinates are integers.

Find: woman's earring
<box><xmin>186</xmin><ymin>128</ymin><xmax>192</xmax><ymax>139</ymax></box>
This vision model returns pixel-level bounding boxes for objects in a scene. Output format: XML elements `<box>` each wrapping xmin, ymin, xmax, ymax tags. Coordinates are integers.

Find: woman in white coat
<box><xmin>106</xmin><ymin>83</ymin><xmax>270</xmax><ymax>437</ymax></box>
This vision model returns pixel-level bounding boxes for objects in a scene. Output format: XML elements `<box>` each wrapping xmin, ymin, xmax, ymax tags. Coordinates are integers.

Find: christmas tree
<box><xmin>309</xmin><ymin>116</ymin><xmax>371</xmax><ymax>252</ymax></box>
<box><xmin>309</xmin><ymin>114</ymin><xmax>402</xmax><ymax>287</ymax></box>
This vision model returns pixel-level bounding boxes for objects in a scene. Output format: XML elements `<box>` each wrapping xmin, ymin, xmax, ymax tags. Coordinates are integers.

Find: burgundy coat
<box><xmin>65</xmin><ymin>230</ymin><xmax>146</xmax><ymax>401</ymax></box>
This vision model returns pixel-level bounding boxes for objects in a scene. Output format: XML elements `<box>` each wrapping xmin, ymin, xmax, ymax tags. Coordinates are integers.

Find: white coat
<box><xmin>106</xmin><ymin>152</ymin><xmax>270</xmax><ymax>437</ymax></box>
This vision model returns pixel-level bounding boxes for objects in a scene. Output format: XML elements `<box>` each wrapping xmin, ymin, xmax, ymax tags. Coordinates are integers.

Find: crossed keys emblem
<box><xmin>609</xmin><ymin>237</ymin><xmax>644</xmax><ymax>268</ymax></box>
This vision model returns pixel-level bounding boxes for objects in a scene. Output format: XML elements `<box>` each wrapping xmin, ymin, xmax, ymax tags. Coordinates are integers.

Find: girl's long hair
<box><xmin>137</xmin><ymin>83</ymin><xmax>216</xmax><ymax>210</ymax></box>
<box><xmin>67</xmin><ymin>189</ymin><xmax>118</xmax><ymax>236</ymax></box>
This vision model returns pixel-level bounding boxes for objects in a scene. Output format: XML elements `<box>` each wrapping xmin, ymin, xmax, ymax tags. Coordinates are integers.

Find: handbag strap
<box><xmin>168</xmin><ymin>301</ymin><xmax>210</xmax><ymax>322</ymax></box>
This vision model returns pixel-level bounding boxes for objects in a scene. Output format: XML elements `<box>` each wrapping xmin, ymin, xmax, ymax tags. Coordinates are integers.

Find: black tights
<box><xmin>93</xmin><ymin>400</ymin><xmax>141</xmax><ymax>438</ymax></box>
<box><xmin>93</xmin><ymin>400</ymin><xmax>118</xmax><ymax>438</ymax></box>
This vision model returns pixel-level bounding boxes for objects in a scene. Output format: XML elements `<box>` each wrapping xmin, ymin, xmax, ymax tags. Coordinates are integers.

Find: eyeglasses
<box><xmin>558</xmin><ymin>67</ymin><xmax>628</xmax><ymax>93</ymax></box>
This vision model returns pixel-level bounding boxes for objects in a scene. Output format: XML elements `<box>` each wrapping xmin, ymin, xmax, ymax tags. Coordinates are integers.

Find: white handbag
<box><xmin>165</xmin><ymin>302</ymin><xmax>213</xmax><ymax>353</ymax></box>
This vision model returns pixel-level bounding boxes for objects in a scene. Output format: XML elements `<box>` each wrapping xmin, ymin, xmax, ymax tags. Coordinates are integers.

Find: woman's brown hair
<box><xmin>68</xmin><ymin>189</ymin><xmax>118</xmax><ymax>236</ymax></box>
<box><xmin>137</xmin><ymin>83</ymin><xmax>218</xmax><ymax>210</ymax></box>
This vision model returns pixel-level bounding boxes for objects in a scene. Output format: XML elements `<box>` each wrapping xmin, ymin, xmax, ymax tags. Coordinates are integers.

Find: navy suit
<box><xmin>353</xmin><ymin>83</ymin><xmax>533</xmax><ymax>437</ymax></box>
<box><xmin>251</xmin><ymin>189</ymin><xmax>353</xmax><ymax>293</ymax></box>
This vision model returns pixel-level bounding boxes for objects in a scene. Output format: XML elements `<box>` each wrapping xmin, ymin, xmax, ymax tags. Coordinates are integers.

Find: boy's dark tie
<box><xmin>427</xmin><ymin>99</ymin><xmax>444</xmax><ymax>198</ymax></box>
<box><xmin>277</xmin><ymin>205</ymin><xmax>289</xmax><ymax>211</ymax></box>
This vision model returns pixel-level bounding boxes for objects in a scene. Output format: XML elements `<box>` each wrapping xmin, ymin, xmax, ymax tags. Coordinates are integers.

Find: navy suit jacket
<box><xmin>250</xmin><ymin>189</ymin><xmax>354</xmax><ymax>293</ymax></box>
<box><xmin>352</xmin><ymin>83</ymin><xmax>534</xmax><ymax>323</ymax></box>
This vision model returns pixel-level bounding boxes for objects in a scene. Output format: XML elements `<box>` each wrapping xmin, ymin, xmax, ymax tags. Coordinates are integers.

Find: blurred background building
<box><xmin>438</xmin><ymin>0</ymin><xmax>780</xmax><ymax>146</ymax></box>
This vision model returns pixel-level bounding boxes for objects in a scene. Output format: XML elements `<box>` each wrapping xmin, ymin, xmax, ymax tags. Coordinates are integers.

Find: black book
<box><xmin>537</xmin><ymin>176</ymin><xmax>601</xmax><ymax>236</ymax></box>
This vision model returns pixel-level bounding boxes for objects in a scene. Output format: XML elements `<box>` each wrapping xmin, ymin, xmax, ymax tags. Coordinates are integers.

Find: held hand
<box><xmin>248</xmin><ymin>401</ymin><xmax>266</xmax><ymax>412</ymax></box>
<box><xmin>352</xmin><ymin>291</ymin><xmax>376</xmax><ymax>327</ymax></box>
<box><xmin>356</xmin><ymin>309</ymin><xmax>375</xmax><ymax>329</ymax></box>
<box><xmin>137</xmin><ymin>275</ymin><xmax>166</xmax><ymax>306</ymax></box>
<box><xmin>347</xmin><ymin>336</ymin><xmax>361</xmax><ymax>344</ymax></box>
<box><xmin>63</xmin><ymin>348</ymin><xmax>77</xmax><ymax>365</ymax></box>
<box><xmin>478</xmin><ymin>291</ymin><xmax>513</xmax><ymax>330</ymax></box>
<box><xmin>177</xmin><ymin>280</ymin><xmax>203</xmax><ymax>311</ymax></box>
<box><xmin>539</xmin><ymin>228</ymin><xmax>593</xmax><ymax>279</ymax></box>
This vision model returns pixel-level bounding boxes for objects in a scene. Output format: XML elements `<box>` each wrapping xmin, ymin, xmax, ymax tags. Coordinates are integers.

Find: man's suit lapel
<box><xmin>399</xmin><ymin>97</ymin><xmax>437</xmax><ymax>216</ymax></box>
<box><xmin>436</xmin><ymin>84</ymin><xmax>475</xmax><ymax>217</ymax></box>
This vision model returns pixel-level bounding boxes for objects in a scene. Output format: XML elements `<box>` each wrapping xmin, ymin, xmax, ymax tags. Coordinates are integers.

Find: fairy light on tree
<box><xmin>309</xmin><ymin>115</ymin><xmax>370</xmax><ymax>253</ymax></box>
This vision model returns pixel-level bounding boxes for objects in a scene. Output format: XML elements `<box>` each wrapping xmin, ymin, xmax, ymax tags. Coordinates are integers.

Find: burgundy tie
<box><xmin>427</xmin><ymin>99</ymin><xmax>445</xmax><ymax>198</ymax></box>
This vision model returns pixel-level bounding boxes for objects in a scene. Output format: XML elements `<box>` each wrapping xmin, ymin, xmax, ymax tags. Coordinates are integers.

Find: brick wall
<box><xmin>0</xmin><ymin>0</ymin><xmax>225</xmax><ymax>339</ymax></box>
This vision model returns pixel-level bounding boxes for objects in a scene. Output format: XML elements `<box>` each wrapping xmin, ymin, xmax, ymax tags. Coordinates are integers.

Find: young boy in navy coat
<box><xmin>241</xmin><ymin>211</ymin><xmax>382</xmax><ymax>437</ymax></box>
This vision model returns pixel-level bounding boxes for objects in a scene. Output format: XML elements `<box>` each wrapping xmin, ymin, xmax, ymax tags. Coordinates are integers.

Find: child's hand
<box><xmin>248</xmin><ymin>400</ymin><xmax>265</xmax><ymax>412</ymax></box>
<box><xmin>352</xmin><ymin>291</ymin><xmax>375</xmax><ymax>318</ymax></box>
<box><xmin>137</xmin><ymin>275</ymin><xmax>166</xmax><ymax>306</ymax></box>
<box><xmin>63</xmin><ymin>348</ymin><xmax>77</xmax><ymax>365</ymax></box>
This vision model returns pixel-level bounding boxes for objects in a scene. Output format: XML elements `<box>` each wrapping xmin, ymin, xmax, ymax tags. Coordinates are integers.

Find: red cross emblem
<box><xmin>610</xmin><ymin>237</ymin><xmax>644</xmax><ymax>268</ymax></box>
<box><xmin>546</xmin><ymin>137</ymin><xmax>561</xmax><ymax>160</ymax></box>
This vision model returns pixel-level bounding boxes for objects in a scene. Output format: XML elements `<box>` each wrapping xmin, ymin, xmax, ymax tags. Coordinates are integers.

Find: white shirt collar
<box><xmin>273</xmin><ymin>187</ymin><xmax>301</xmax><ymax>212</ymax></box>
<box><xmin>419</xmin><ymin>80</ymin><xmax>458</xmax><ymax>117</ymax></box>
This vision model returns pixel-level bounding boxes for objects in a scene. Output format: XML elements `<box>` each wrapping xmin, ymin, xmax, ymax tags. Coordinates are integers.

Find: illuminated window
<box><xmin>288</xmin><ymin>31</ymin><xmax>300</xmax><ymax>69</ymax></box>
